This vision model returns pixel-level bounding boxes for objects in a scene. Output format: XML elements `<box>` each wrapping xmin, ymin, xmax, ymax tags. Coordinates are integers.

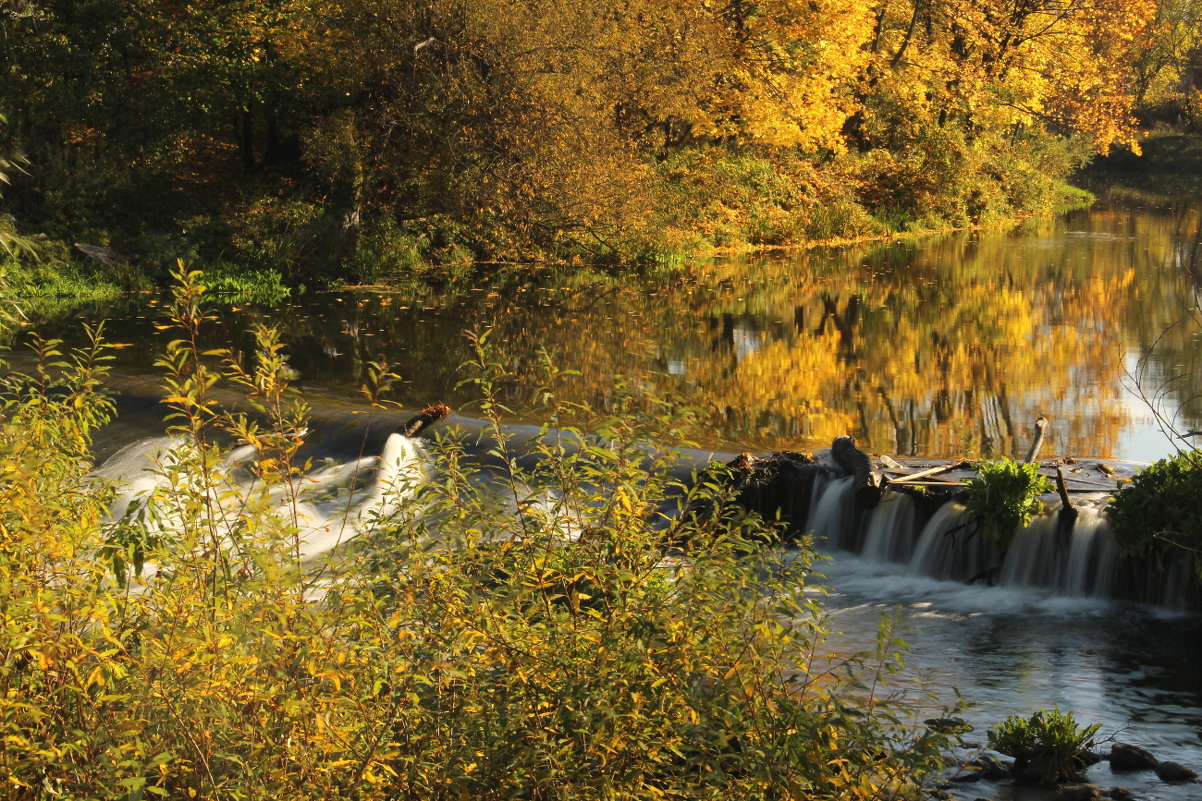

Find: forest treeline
<box><xmin>1</xmin><ymin>0</ymin><xmax>1201</xmax><ymax>285</ymax></box>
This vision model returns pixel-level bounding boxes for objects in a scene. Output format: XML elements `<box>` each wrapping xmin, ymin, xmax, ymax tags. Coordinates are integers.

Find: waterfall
<box><xmin>797</xmin><ymin>472</ymin><xmax>1200</xmax><ymax>608</ymax></box>
<box><xmin>805</xmin><ymin>476</ymin><xmax>858</xmax><ymax>550</ymax></box>
<box><xmin>995</xmin><ymin>507</ymin><xmax>1123</xmax><ymax>597</ymax></box>
<box><xmin>860</xmin><ymin>492</ymin><xmax>917</xmax><ymax>563</ymax></box>
<box><xmin>997</xmin><ymin>513</ymin><xmax>1064</xmax><ymax>589</ymax></box>
<box><xmin>96</xmin><ymin>431</ymin><xmax>428</xmax><ymax>576</ymax></box>
<box><xmin>905</xmin><ymin>501</ymin><xmax>1003</xmax><ymax>583</ymax></box>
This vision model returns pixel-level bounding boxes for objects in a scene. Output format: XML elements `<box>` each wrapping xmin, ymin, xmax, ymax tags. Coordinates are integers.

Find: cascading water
<box><xmin>802</xmin><ymin>477</ymin><xmax>1194</xmax><ymax>609</ymax></box>
<box><xmin>804</xmin><ymin>475</ymin><xmax>858</xmax><ymax>550</ymax></box>
<box><xmin>904</xmin><ymin>501</ymin><xmax>1003</xmax><ymax>583</ymax></box>
<box><xmin>997</xmin><ymin>506</ymin><xmax>1126</xmax><ymax>596</ymax></box>
<box><xmin>1062</xmin><ymin>509</ymin><xmax>1118</xmax><ymax>597</ymax></box>
<box><xmin>860</xmin><ymin>491</ymin><xmax>917</xmax><ymax>563</ymax></box>
<box><xmin>95</xmin><ymin>429</ymin><xmax>427</xmax><ymax>576</ymax></box>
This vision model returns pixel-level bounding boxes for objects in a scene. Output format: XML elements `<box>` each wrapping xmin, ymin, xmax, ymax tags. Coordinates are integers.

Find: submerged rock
<box><xmin>951</xmin><ymin>754</ymin><xmax>1010</xmax><ymax>782</ymax></box>
<box><xmin>1059</xmin><ymin>785</ymin><xmax>1102</xmax><ymax>801</ymax></box>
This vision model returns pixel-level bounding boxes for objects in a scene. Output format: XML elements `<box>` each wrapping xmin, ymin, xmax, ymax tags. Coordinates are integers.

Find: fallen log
<box><xmin>399</xmin><ymin>403</ymin><xmax>451</xmax><ymax>438</ymax></box>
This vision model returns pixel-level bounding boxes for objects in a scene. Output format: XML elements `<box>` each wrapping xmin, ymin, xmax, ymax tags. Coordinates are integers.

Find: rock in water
<box><xmin>1154</xmin><ymin>761</ymin><xmax>1198</xmax><ymax>782</ymax></box>
<box><xmin>1058</xmin><ymin>785</ymin><xmax>1101</xmax><ymax>801</ymax></box>
<box><xmin>832</xmin><ymin>434</ymin><xmax>881</xmax><ymax>509</ymax></box>
<box><xmin>1108</xmin><ymin>743</ymin><xmax>1158</xmax><ymax>771</ymax></box>
<box><xmin>924</xmin><ymin>717</ymin><xmax>973</xmax><ymax>734</ymax></box>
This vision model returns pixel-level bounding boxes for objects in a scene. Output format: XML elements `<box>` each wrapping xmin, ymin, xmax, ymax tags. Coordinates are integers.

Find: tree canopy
<box><xmin>0</xmin><ymin>0</ymin><xmax>1169</xmax><ymax>278</ymax></box>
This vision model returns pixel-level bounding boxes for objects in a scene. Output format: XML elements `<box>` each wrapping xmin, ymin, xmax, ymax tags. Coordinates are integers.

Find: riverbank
<box><xmin>1</xmin><ymin>152</ymin><xmax>1093</xmax><ymax>314</ymax></box>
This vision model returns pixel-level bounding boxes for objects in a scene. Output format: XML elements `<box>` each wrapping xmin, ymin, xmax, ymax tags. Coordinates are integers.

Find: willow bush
<box><xmin>0</xmin><ymin>270</ymin><xmax>952</xmax><ymax>799</ymax></box>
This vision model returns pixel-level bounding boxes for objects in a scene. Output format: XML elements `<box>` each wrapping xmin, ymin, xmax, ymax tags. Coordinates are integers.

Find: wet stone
<box><xmin>1059</xmin><ymin>785</ymin><xmax>1102</xmax><ymax>801</ymax></box>
<box><xmin>1154</xmin><ymin>760</ymin><xmax>1198</xmax><ymax>782</ymax></box>
<box><xmin>1109</xmin><ymin>742</ymin><xmax>1159</xmax><ymax>771</ymax></box>
<box><xmin>952</xmin><ymin>755</ymin><xmax>1010</xmax><ymax>781</ymax></box>
<box><xmin>925</xmin><ymin>716</ymin><xmax>973</xmax><ymax>733</ymax></box>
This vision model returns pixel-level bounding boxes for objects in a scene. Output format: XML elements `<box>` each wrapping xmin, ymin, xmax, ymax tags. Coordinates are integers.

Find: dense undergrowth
<box><xmin>0</xmin><ymin>135</ymin><xmax>1095</xmax><ymax>300</ymax></box>
<box><xmin>0</xmin><ymin>270</ymin><xmax>954</xmax><ymax>799</ymax></box>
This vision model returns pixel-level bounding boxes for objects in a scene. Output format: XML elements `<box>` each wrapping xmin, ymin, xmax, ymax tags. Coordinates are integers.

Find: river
<box><xmin>8</xmin><ymin>184</ymin><xmax>1202</xmax><ymax>799</ymax></box>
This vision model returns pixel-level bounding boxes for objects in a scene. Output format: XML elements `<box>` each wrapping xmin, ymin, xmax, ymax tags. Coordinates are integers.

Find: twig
<box><xmin>888</xmin><ymin>463</ymin><xmax>964</xmax><ymax>484</ymax></box>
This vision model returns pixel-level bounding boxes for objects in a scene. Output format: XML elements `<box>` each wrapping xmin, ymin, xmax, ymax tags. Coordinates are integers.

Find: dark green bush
<box><xmin>1107</xmin><ymin>449</ymin><xmax>1202</xmax><ymax>573</ymax></box>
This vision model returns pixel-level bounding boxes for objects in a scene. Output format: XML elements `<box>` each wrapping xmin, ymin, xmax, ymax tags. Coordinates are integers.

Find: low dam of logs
<box><xmin>724</xmin><ymin>431</ymin><xmax>1199</xmax><ymax>610</ymax></box>
<box><xmin>95</xmin><ymin>388</ymin><xmax>1197</xmax><ymax>611</ymax></box>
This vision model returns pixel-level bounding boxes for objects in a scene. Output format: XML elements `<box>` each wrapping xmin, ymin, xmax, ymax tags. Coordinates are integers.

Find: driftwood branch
<box><xmin>1057</xmin><ymin>461</ymin><xmax>1076</xmax><ymax>512</ymax></box>
<box><xmin>888</xmin><ymin>462</ymin><xmax>966</xmax><ymax>484</ymax></box>
<box><xmin>1055</xmin><ymin>464</ymin><xmax>1078</xmax><ymax>539</ymax></box>
<box><xmin>1025</xmin><ymin>416</ymin><xmax>1048</xmax><ymax>464</ymax></box>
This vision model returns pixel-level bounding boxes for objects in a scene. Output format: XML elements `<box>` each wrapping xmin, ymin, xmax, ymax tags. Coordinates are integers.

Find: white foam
<box><xmin>96</xmin><ymin>432</ymin><xmax>428</xmax><ymax>581</ymax></box>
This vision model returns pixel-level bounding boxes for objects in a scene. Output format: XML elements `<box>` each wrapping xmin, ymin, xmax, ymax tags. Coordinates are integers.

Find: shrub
<box><xmin>965</xmin><ymin>458</ymin><xmax>1054</xmax><ymax>549</ymax></box>
<box><xmin>199</xmin><ymin>262</ymin><xmax>292</xmax><ymax>305</ymax></box>
<box><xmin>228</xmin><ymin>196</ymin><xmax>333</xmax><ymax>280</ymax></box>
<box><xmin>0</xmin><ymin>270</ymin><xmax>954</xmax><ymax>800</ymax></box>
<box><xmin>1107</xmin><ymin>449</ymin><xmax>1202</xmax><ymax>574</ymax></box>
<box><xmin>349</xmin><ymin>214</ymin><xmax>429</xmax><ymax>283</ymax></box>
<box><xmin>988</xmin><ymin>706</ymin><xmax>1102</xmax><ymax>784</ymax></box>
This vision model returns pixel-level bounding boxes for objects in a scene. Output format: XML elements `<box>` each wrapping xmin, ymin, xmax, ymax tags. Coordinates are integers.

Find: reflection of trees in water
<box><xmin>21</xmin><ymin>199</ymin><xmax>1202</xmax><ymax>459</ymax></box>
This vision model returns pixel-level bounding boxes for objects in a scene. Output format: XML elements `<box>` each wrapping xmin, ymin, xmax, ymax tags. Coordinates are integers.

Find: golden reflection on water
<box><xmin>19</xmin><ymin>193</ymin><xmax>1202</xmax><ymax>462</ymax></box>
<box><xmin>443</xmin><ymin>198</ymin><xmax>1202</xmax><ymax>460</ymax></box>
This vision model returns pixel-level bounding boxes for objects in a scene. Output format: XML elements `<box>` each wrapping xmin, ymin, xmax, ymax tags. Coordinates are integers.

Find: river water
<box><xmin>9</xmin><ymin>185</ymin><xmax>1202</xmax><ymax>798</ymax></box>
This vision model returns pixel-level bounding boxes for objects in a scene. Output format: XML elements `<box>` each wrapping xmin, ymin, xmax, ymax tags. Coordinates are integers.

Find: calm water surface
<box><xmin>22</xmin><ymin>186</ymin><xmax>1202</xmax><ymax>464</ymax></box>
<box><xmin>813</xmin><ymin>552</ymin><xmax>1202</xmax><ymax>800</ymax></box>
